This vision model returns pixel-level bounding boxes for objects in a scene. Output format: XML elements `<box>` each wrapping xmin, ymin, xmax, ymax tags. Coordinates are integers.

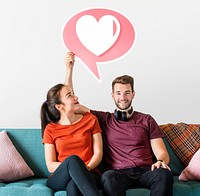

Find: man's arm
<box><xmin>150</xmin><ymin>138</ymin><xmax>171</xmax><ymax>171</ymax></box>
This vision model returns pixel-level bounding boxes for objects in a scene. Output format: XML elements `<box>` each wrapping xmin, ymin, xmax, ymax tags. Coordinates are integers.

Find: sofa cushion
<box><xmin>126</xmin><ymin>176</ymin><xmax>200</xmax><ymax>196</ymax></box>
<box><xmin>179</xmin><ymin>147</ymin><xmax>200</xmax><ymax>181</ymax></box>
<box><xmin>0</xmin><ymin>177</ymin><xmax>54</xmax><ymax>196</ymax></box>
<box><xmin>0</xmin><ymin>130</ymin><xmax>34</xmax><ymax>182</ymax></box>
<box><xmin>160</xmin><ymin>123</ymin><xmax>200</xmax><ymax>166</ymax></box>
<box><xmin>1</xmin><ymin>129</ymin><xmax>50</xmax><ymax>178</ymax></box>
<box><xmin>173</xmin><ymin>176</ymin><xmax>200</xmax><ymax>195</ymax></box>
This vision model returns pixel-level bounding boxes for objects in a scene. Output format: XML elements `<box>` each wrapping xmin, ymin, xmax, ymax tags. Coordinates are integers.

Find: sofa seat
<box><xmin>126</xmin><ymin>176</ymin><xmax>200</xmax><ymax>196</ymax></box>
<box><xmin>0</xmin><ymin>178</ymin><xmax>54</xmax><ymax>196</ymax></box>
<box><xmin>48</xmin><ymin>176</ymin><xmax>200</xmax><ymax>196</ymax></box>
<box><xmin>172</xmin><ymin>176</ymin><xmax>200</xmax><ymax>196</ymax></box>
<box><xmin>54</xmin><ymin>191</ymin><xmax>66</xmax><ymax>196</ymax></box>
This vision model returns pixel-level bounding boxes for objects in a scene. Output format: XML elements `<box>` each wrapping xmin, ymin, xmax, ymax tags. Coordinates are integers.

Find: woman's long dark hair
<box><xmin>40</xmin><ymin>84</ymin><xmax>65</xmax><ymax>137</ymax></box>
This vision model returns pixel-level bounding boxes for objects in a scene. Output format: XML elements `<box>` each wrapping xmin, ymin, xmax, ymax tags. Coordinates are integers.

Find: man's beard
<box><xmin>114</xmin><ymin>100</ymin><xmax>132</xmax><ymax>111</ymax></box>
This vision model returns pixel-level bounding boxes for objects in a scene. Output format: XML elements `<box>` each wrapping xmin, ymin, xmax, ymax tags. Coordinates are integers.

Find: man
<box><xmin>64</xmin><ymin>52</ymin><xmax>173</xmax><ymax>196</ymax></box>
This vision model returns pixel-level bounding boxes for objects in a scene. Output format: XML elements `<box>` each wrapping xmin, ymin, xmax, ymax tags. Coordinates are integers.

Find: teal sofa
<box><xmin>0</xmin><ymin>128</ymin><xmax>200</xmax><ymax>196</ymax></box>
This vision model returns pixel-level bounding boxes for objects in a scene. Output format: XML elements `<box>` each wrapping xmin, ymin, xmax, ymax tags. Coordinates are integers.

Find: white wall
<box><xmin>0</xmin><ymin>0</ymin><xmax>199</xmax><ymax>128</ymax></box>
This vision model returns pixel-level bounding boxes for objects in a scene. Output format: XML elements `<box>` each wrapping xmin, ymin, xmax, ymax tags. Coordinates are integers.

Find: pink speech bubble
<box><xmin>62</xmin><ymin>8</ymin><xmax>135</xmax><ymax>82</ymax></box>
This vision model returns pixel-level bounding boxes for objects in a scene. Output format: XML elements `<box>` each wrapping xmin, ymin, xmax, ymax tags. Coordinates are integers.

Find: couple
<box><xmin>41</xmin><ymin>52</ymin><xmax>173</xmax><ymax>196</ymax></box>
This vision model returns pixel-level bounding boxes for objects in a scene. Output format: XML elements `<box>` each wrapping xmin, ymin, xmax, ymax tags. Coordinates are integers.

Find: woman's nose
<box><xmin>74</xmin><ymin>95</ymin><xmax>78</xmax><ymax>101</ymax></box>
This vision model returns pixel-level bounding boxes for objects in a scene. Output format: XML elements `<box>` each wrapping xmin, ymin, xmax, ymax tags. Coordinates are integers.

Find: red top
<box><xmin>42</xmin><ymin>112</ymin><xmax>102</xmax><ymax>166</ymax></box>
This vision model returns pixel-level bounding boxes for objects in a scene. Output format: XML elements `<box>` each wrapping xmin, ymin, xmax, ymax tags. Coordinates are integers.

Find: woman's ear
<box><xmin>55</xmin><ymin>104</ymin><xmax>61</xmax><ymax>111</ymax></box>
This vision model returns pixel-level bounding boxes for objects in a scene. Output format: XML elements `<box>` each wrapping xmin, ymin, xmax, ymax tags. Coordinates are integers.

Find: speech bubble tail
<box><xmin>87</xmin><ymin>63</ymin><xmax>102</xmax><ymax>83</ymax></box>
<box><xmin>93</xmin><ymin>72</ymin><xmax>101</xmax><ymax>82</ymax></box>
<box><xmin>79</xmin><ymin>58</ymin><xmax>102</xmax><ymax>83</ymax></box>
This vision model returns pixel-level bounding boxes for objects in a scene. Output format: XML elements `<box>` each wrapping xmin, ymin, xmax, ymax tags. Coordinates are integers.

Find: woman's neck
<box><xmin>58</xmin><ymin>113</ymin><xmax>83</xmax><ymax>125</ymax></box>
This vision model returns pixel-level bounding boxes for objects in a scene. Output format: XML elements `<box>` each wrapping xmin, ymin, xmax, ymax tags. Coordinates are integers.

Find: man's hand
<box><xmin>151</xmin><ymin>160</ymin><xmax>171</xmax><ymax>171</ymax></box>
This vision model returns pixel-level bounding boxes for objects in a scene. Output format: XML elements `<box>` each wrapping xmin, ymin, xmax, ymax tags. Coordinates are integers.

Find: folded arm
<box><xmin>87</xmin><ymin>132</ymin><xmax>103</xmax><ymax>170</ymax></box>
<box><xmin>44</xmin><ymin>143</ymin><xmax>61</xmax><ymax>173</ymax></box>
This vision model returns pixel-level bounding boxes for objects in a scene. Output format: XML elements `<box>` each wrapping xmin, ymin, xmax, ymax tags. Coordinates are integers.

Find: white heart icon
<box><xmin>76</xmin><ymin>15</ymin><xmax>120</xmax><ymax>56</ymax></box>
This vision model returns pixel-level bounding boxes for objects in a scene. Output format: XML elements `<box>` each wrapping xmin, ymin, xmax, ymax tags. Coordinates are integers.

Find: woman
<box><xmin>40</xmin><ymin>52</ymin><xmax>103</xmax><ymax>196</ymax></box>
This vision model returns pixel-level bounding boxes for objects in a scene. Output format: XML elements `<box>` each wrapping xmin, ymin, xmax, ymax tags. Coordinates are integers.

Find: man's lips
<box><xmin>119</xmin><ymin>101</ymin><xmax>128</xmax><ymax>104</ymax></box>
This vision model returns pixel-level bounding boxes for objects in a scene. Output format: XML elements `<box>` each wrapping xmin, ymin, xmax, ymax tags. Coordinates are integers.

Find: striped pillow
<box><xmin>160</xmin><ymin>123</ymin><xmax>200</xmax><ymax>167</ymax></box>
<box><xmin>0</xmin><ymin>130</ymin><xmax>34</xmax><ymax>182</ymax></box>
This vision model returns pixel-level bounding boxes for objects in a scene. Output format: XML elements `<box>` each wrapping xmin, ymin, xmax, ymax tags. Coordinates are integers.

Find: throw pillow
<box><xmin>160</xmin><ymin>123</ymin><xmax>200</xmax><ymax>166</ymax></box>
<box><xmin>0</xmin><ymin>130</ymin><xmax>34</xmax><ymax>182</ymax></box>
<box><xmin>179</xmin><ymin>147</ymin><xmax>200</xmax><ymax>181</ymax></box>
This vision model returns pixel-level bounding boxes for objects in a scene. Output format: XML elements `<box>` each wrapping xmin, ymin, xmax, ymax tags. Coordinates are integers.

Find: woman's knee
<box><xmin>63</xmin><ymin>155</ymin><xmax>82</xmax><ymax>164</ymax></box>
<box><xmin>65</xmin><ymin>155</ymin><xmax>81</xmax><ymax>162</ymax></box>
<box><xmin>62</xmin><ymin>155</ymin><xmax>85</xmax><ymax>170</ymax></box>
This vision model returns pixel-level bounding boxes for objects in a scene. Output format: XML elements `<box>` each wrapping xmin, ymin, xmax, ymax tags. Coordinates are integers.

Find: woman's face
<box><xmin>57</xmin><ymin>85</ymin><xmax>79</xmax><ymax>113</ymax></box>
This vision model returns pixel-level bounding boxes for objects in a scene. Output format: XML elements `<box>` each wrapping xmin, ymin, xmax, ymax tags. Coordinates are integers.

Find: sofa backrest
<box><xmin>0</xmin><ymin>129</ymin><xmax>50</xmax><ymax>178</ymax></box>
<box><xmin>163</xmin><ymin>138</ymin><xmax>185</xmax><ymax>175</ymax></box>
<box><xmin>0</xmin><ymin>128</ymin><xmax>185</xmax><ymax>177</ymax></box>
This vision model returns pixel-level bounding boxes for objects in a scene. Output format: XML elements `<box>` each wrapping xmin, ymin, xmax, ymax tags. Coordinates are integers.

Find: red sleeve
<box><xmin>42</xmin><ymin>124</ymin><xmax>54</xmax><ymax>144</ymax></box>
<box><xmin>90</xmin><ymin>114</ymin><xmax>102</xmax><ymax>135</ymax></box>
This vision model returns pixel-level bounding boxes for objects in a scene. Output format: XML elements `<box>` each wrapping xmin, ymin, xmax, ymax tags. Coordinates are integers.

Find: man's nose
<box><xmin>120</xmin><ymin>93</ymin><xmax>126</xmax><ymax>99</ymax></box>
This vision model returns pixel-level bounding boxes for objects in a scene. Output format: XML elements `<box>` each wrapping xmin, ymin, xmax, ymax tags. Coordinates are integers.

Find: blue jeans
<box><xmin>47</xmin><ymin>155</ymin><xmax>101</xmax><ymax>196</ymax></box>
<box><xmin>101</xmin><ymin>167</ymin><xmax>173</xmax><ymax>196</ymax></box>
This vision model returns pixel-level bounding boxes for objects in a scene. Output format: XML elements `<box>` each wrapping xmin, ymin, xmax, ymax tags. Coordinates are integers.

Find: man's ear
<box><xmin>132</xmin><ymin>91</ymin><xmax>136</xmax><ymax>99</ymax></box>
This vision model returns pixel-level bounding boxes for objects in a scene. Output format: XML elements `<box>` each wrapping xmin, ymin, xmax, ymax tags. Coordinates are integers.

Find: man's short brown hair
<box><xmin>112</xmin><ymin>75</ymin><xmax>134</xmax><ymax>92</ymax></box>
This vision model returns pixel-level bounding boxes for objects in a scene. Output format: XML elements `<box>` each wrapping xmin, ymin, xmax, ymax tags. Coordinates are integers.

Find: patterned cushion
<box><xmin>160</xmin><ymin>123</ymin><xmax>200</xmax><ymax>166</ymax></box>
<box><xmin>0</xmin><ymin>130</ymin><xmax>34</xmax><ymax>182</ymax></box>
